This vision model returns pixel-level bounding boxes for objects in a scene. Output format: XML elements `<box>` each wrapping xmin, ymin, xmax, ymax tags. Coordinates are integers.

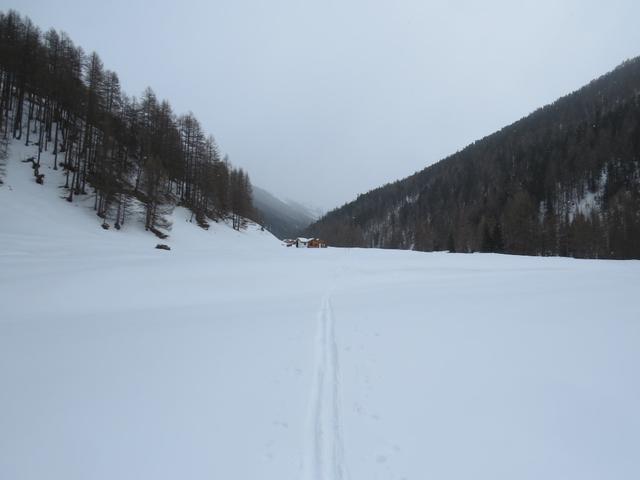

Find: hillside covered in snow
<box><xmin>0</xmin><ymin>136</ymin><xmax>275</xmax><ymax>250</ymax></box>
<box><xmin>0</xmin><ymin>11</ymin><xmax>257</xmax><ymax>242</ymax></box>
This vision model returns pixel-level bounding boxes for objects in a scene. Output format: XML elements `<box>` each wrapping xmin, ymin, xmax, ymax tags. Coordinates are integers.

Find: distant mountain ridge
<box><xmin>307</xmin><ymin>57</ymin><xmax>640</xmax><ymax>259</ymax></box>
<box><xmin>253</xmin><ymin>186</ymin><xmax>319</xmax><ymax>239</ymax></box>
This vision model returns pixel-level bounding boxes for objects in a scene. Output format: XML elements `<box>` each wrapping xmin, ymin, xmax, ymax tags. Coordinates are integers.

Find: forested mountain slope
<box><xmin>0</xmin><ymin>10</ymin><xmax>255</xmax><ymax>237</ymax></box>
<box><xmin>307</xmin><ymin>58</ymin><xmax>640</xmax><ymax>259</ymax></box>
<box><xmin>0</xmin><ymin>134</ymin><xmax>278</xmax><ymax>250</ymax></box>
<box><xmin>252</xmin><ymin>186</ymin><xmax>318</xmax><ymax>239</ymax></box>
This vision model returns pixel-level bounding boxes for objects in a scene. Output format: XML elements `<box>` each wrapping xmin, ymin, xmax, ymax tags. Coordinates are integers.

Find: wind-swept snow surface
<box><xmin>1</xmin><ymin>154</ymin><xmax>640</xmax><ymax>480</ymax></box>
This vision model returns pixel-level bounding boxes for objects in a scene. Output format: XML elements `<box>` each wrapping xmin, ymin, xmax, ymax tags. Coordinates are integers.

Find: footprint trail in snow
<box><xmin>303</xmin><ymin>293</ymin><xmax>348</xmax><ymax>480</ymax></box>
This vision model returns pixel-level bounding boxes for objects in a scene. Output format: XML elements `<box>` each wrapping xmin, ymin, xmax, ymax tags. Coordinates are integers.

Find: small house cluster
<box><xmin>283</xmin><ymin>237</ymin><xmax>327</xmax><ymax>248</ymax></box>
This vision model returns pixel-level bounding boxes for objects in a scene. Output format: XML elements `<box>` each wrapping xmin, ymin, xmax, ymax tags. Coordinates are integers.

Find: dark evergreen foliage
<box><xmin>307</xmin><ymin>57</ymin><xmax>640</xmax><ymax>259</ymax></box>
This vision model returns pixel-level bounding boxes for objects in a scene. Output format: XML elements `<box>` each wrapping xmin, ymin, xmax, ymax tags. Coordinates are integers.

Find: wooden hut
<box><xmin>307</xmin><ymin>238</ymin><xmax>327</xmax><ymax>248</ymax></box>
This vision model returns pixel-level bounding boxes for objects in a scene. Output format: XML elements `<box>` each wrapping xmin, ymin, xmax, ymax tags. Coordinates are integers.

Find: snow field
<box><xmin>2</xmin><ymin>140</ymin><xmax>640</xmax><ymax>479</ymax></box>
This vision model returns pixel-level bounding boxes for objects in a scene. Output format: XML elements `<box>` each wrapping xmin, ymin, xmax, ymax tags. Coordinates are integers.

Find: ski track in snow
<box><xmin>303</xmin><ymin>291</ymin><xmax>348</xmax><ymax>480</ymax></box>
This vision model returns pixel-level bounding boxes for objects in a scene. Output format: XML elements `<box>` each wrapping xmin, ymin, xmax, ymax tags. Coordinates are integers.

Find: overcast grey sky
<box><xmin>11</xmin><ymin>0</ymin><xmax>640</xmax><ymax>210</ymax></box>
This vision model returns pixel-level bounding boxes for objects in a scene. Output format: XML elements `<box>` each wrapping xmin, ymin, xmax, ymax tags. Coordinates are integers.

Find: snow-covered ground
<box><xmin>1</xmin><ymin>144</ymin><xmax>640</xmax><ymax>480</ymax></box>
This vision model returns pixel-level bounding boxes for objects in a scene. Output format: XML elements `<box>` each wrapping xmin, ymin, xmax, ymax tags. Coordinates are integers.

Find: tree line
<box><xmin>307</xmin><ymin>57</ymin><xmax>640</xmax><ymax>259</ymax></box>
<box><xmin>0</xmin><ymin>10</ymin><xmax>255</xmax><ymax>234</ymax></box>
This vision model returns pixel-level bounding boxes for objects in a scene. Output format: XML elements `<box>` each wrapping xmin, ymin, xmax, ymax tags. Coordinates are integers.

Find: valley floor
<box><xmin>1</xmin><ymin>154</ymin><xmax>640</xmax><ymax>480</ymax></box>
